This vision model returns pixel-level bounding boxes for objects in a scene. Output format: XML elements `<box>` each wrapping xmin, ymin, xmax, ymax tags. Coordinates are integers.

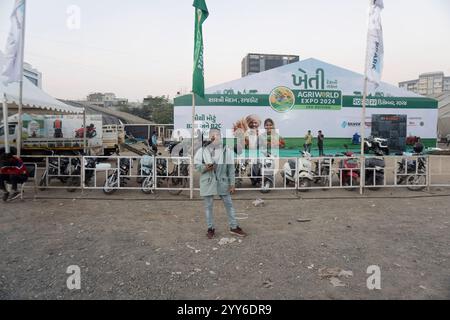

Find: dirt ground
<box><xmin>0</xmin><ymin>187</ymin><xmax>449</xmax><ymax>300</ymax></box>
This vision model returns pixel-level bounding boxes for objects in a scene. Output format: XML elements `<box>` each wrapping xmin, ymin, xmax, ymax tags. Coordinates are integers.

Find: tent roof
<box><xmin>207</xmin><ymin>57</ymin><xmax>427</xmax><ymax>98</ymax></box>
<box><xmin>430</xmin><ymin>92</ymin><xmax>450</xmax><ymax>137</ymax></box>
<box><xmin>0</xmin><ymin>50</ymin><xmax>82</xmax><ymax>114</ymax></box>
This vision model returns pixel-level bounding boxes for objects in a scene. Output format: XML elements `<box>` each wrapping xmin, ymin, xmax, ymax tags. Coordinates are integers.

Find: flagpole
<box><xmin>360</xmin><ymin>0</ymin><xmax>372</xmax><ymax>195</ymax></box>
<box><xmin>190</xmin><ymin>93</ymin><xmax>195</xmax><ymax>199</ymax></box>
<box><xmin>16</xmin><ymin>0</ymin><xmax>27</xmax><ymax>157</ymax></box>
<box><xmin>360</xmin><ymin>78</ymin><xmax>368</xmax><ymax>195</ymax></box>
<box><xmin>2</xmin><ymin>94</ymin><xmax>10</xmax><ymax>154</ymax></box>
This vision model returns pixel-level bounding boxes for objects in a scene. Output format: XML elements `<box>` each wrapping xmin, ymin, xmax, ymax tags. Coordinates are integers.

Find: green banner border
<box><xmin>174</xmin><ymin>94</ymin><xmax>438</xmax><ymax>109</ymax></box>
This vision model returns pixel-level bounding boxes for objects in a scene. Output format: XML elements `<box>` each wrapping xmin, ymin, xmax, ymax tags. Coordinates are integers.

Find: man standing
<box><xmin>195</xmin><ymin>129</ymin><xmax>247</xmax><ymax>239</ymax></box>
<box><xmin>318</xmin><ymin>130</ymin><xmax>325</xmax><ymax>156</ymax></box>
<box><xmin>151</xmin><ymin>131</ymin><xmax>158</xmax><ymax>153</ymax></box>
<box><xmin>304</xmin><ymin>130</ymin><xmax>313</xmax><ymax>153</ymax></box>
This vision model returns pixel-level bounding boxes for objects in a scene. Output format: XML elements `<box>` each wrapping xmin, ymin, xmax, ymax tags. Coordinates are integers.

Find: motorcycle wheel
<box><xmin>67</xmin><ymin>177</ymin><xmax>80</xmax><ymax>193</ymax></box>
<box><xmin>319</xmin><ymin>177</ymin><xmax>330</xmax><ymax>189</ymax></box>
<box><xmin>39</xmin><ymin>173</ymin><xmax>48</xmax><ymax>191</ymax></box>
<box><xmin>103</xmin><ymin>174</ymin><xmax>117</xmax><ymax>195</ymax></box>
<box><xmin>141</xmin><ymin>176</ymin><xmax>154</xmax><ymax>194</ymax></box>
<box><xmin>298</xmin><ymin>178</ymin><xmax>311</xmax><ymax>192</ymax></box>
<box><xmin>260</xmin><ymin>179</ymin><xmax>272</xmax><ymax>194</ymax></box>
<box><xmin>406</xmin><ymin>175</ymin><xmax>426</xmax><ymax>191</ymax></box>
<box><xmin>344</xmin><ymin>176</ymin><xmax>359</xmax><ymax>191</ymax></box>
<box><xmin>167</xmin><ymin>175</ymin><xmax>185</xmax><ymax>195</ymax></box>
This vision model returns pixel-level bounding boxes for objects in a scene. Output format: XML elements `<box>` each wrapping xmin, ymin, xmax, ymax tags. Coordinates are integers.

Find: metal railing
<box><xmin>18</xmin><ymin>154</ymin><xmax>450</xmax><ymax>196</ymax></box>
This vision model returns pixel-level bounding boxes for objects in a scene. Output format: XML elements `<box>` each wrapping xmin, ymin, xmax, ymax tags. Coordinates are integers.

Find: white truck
<box><xmin>0</xmin><ymin>113</ymin><xmax>124</xmax><ymax>155</ymax></box>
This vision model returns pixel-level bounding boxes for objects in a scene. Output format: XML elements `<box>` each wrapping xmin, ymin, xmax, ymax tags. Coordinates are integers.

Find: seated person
<box><xmin>0</xmin><ymin>153</ymin><xmax>29</xmax><ymax>202</ymax></box>
<box><xmin>413</xmin><ymin>138</ymin><xmax>424</xmax><ymax>154</ymax></box>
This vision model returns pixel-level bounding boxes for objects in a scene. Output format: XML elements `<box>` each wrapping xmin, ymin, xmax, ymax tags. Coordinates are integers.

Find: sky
<box><xmin>0</xmin><ymin>0</ymin><xmax>449</xmax><ymax>101</ymax></box>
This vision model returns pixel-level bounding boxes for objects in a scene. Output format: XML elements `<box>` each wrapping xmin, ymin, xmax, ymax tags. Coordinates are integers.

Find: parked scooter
<box><xmin>396</xmin><ymin>153</ymin><xmax>427</xmax><ymax>191</ymax></box>
<box><xmin>250</xmin><ymin>153</ymin><xmax>275</xmax><ymax>193</ymax></box>
<box><xmin>138</xmin><ymin>154</ymin><xmax>154</xmax><ymax>194</ymax></box>
<box><xmin>281</xmin><ymin>151</ymin><xmax>313</xmax><ymax>190</ymax></box>
<box><xmin>337</xmin><ymin>149</ymin><xmax>360</xmax><ymax>190</ymax></box>
<box><xmin>103</xmin><ymin>150</ymin><xmax>132</xmax><ymax>194</ymax></box>
<box><xmin>281</xmin><ymin>152</ymin><xmax>330</xmax><ymax>191</ymax></box>
<box><xmin>364</xmin><ymin>136</ymin><xmax>389</xmax><ymax>155</ymax></box>
<box><xmin>235</xmin><ymin>159</ymin><xmax>249</xmax><ymax>188</ymax></box>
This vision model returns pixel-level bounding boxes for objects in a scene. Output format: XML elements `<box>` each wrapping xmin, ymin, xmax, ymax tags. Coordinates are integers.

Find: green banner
<box><xmin>192</xmin><ymin>0</ymin><xmax>209</xmax><ymax>98</ymax></box>
<box><xmin>174</xmin><ymin>92</ymin><xmax>438</xmax><ymax>110</ymax></box>
<box><xmin>343</xmin><ymin>96</ymin><xmax>438</xmax><ymax>109</ymax></box>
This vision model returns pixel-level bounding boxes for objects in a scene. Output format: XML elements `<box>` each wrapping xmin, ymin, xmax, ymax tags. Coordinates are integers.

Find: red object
<box><xmin>406</xmin><ymin>136</ymin><xmax>419</xmax><ymax>145</ymax></box>
<box><xmin>0</xmin><ymin>156</ymin><xmax>28</xmax><ymax>176</ymax></box>
<box><xmin>54</xmin><ymin>119</ymin><xmax>62</xmax><ymax>129</ymax></box>
<box><xmin>339</xmin><ymin>152</ymin><xmax>360</xmax><ymax>185</ymax></box>
<box><xmin>75</xmin><ymin>127</ymin><xmax>85</xmax><ymax>137</ymax></box>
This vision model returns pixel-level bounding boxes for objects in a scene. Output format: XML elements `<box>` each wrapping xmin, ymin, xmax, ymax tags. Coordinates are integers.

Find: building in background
<box><xmin>23</xmin><ymin>62</ymin><xmax>42</xmax><ymax>88</ymax></box>
<box><xmin>87</xmin><ymin>92</ymin><xmax>128</xmax><ymax>107</ymax></box>
<box><xmin>241</xmin><ymin>53</ymin><xmax>299</xmax><ymax>77</ymax></box>
<box><xmin>399</xmin><ymin>72</ymin><xmax>450</xmax><ymax>95</ymax></box>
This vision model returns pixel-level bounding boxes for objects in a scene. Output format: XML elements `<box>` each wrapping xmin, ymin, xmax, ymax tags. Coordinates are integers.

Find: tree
<box><xmin>119</xmin><ymin>96</ymin><xmax>174</xmax><ymax>124</ymax></box>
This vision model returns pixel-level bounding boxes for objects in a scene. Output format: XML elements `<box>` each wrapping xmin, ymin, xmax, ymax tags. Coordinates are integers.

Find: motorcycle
<box><xmin>250</xmin><ymin>153</ymin><xmax>275</xmax><ymax>193</ymax></box>
<box><xmin>103</xmin><ymin>153</ymin><xmax>132</xmax><ymax>194</ymax></box>
<box><xmin>39</xmin><ymin>154</ymin><xmax>71</xmax><ymax>190</ymax></box>
<box><xmin>364</xmin><ymin>157</ymin><xmax>385</xmax><ymax>190</ymax></box>
<box><xmin>75</xmin><ymin>124</ymin><xmax>97</xmax><ymax>139</ymax></box>
<box><xmin>67</xmin><ymin>155</ymin><xmax>98</xmax><ymax>192</ymax></box>
<box><xmin>396</xmin><ymin>154</ymin><xmax>427</xmax><ymax>191</ymax></box>
<box><xmin>166</xmin><ymin>157</ymin><xmax>189</xmax><ymax>195</ymax></box>
<box><xmin>312</xmin><ymin>156</ymin><xmax>333</xmax><ymax>187</ymax></box>
<box><xmin>364</xmin><ymin>136</ymin><xmax>389</xmax><ymax>155</ymax></box>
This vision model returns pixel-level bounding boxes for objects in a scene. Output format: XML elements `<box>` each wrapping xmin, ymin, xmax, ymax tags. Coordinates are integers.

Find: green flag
<box><xmin>192</xmin><ymin>0</ymin><xmax>209</xmax><ymax>98</ymax></box>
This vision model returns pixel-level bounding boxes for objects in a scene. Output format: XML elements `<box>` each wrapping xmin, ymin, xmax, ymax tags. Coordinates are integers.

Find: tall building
<box><xmin>399</xmin><ymin>71</ymin><xmax>450</xmax><ymax>95</ymax></box>
<box><xmin>241</xmin><ymin>53</ymin><xmax>299</xmax><ymax>77</ymax></box>
<box><xmin>23</xmin><ymin>62</ymin><xmax>42</xmax><ymax>88</ymax></box>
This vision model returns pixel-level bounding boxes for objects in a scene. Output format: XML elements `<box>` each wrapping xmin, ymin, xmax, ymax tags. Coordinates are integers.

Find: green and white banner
<box><xmin>175</xmin><ymin>58</ymin><xmax>438</xmax><ymax>142</ymax></box>
<box><xmin>192</xmin><ymin>0</ymin><xmax>209</xmax><ymax>98</ymax></box>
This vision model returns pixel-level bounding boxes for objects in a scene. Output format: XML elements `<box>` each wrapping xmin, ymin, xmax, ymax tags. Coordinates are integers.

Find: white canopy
<box><xmin>0</xmin><ymin>50</ymin><xmax>82</xmax><ymax>114</ymax></box>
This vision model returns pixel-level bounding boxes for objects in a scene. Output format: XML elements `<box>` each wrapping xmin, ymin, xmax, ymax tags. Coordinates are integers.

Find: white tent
<box><xmin>0</xmin><ymin>50</ymin><xmax>82</xmax><ymax>115</ymax></box>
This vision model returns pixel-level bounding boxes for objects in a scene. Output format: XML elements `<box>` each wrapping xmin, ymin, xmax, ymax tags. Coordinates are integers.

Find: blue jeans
<box><xmin>203</xmin><ymin>195</ymin><xmax>238</xmax><ymax>230</ymax></box>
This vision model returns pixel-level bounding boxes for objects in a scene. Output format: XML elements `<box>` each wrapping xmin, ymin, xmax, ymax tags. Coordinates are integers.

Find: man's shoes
<box><xmin>230</xmin><ymin>226</ymin><xmax>247</xmax><ymax>237</ymax></box>
<box><xmin>2</xmin><ymin>192</ymin><xmax>9</xmax><ymax>202</ymax></box>
<box><xmin>207</xmin><ymin>228</ymin><xmax>215</xmax><ymax>239</ymax></box>
<box><xmin>8</xmin><ymin>192</ymin><xmax>21</xmax><ymax>201</ymax></box>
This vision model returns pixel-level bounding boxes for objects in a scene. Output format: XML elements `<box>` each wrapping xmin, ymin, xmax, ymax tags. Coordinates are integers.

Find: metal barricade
<box><xmin>428</xmin><ymin>155</ymin><xmax>450</xmax><ymax>187</ymax></box>
<box><xmin>14</xmin><ymin>153</ymin><xmax>450</xmax><ymax>197</ymax></box>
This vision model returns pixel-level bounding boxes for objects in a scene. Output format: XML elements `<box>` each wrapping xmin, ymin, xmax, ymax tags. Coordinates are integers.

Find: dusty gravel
<box><xmin>0</xmin><ymin>189</ymin><xmax>449</xmax><ymax>300</ymax></box>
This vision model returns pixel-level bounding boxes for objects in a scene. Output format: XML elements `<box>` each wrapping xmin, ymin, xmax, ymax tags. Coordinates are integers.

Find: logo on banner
<box><xmin>269</xmin><ymin>86</ymin><xmax>295</xmax><ymax>113</ymax></box>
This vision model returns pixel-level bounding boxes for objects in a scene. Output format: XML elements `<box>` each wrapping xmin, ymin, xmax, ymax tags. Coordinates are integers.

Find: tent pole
<box><xmin>190</xmin><ymin>93</ymin><xmax>195</xmax><ymax>200</ymax></box>
<box><xmin>16</xmin><ymin>0</ymin><xmax>27</xmax><ymax>157</ymax></box>
<box><xmin>83</xmin><ymin>106</ymin><xmax>87</xmax><ymax>154</ymax></box>
<box><xmin>2</xmin><ymin>93</ymin><xmax>10</xmax><ymax>154</ymax></box>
